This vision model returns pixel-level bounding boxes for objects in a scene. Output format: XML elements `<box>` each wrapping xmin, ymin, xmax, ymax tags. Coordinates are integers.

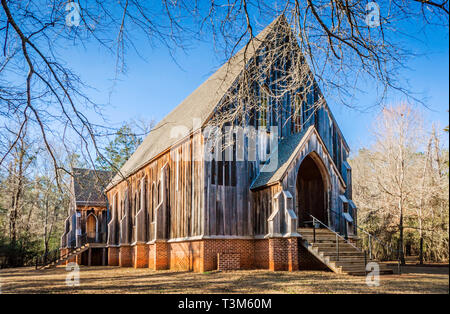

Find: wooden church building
<box><xmin>60</xmin><ymin>168</ymin><xmax>113</xmax><ymax>265</ymax></box>
<box><xmin>61</xmin><ymin>15</ymin><xmax>363</xmax><ymax>273</ymax></box>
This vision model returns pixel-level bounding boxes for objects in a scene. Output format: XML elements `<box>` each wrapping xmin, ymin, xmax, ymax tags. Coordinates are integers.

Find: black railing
<box><xmin>311</xmin><ymin>213</ymin><xmax>402</xmax><ymax>274</ymax></box>
<box><xmin>35</xmin><ymin>248</ymin><xmax>66</xmax><ymax>270</ymax></box>
<box><xmin>310</xmin><ymin>215</ymin><xmax>361</xmax><ymax>262</ymax></box>
<box><xmin>354</xmin><ymin>224</ymin><xmax>402</xmax><ymax>274</ymax></box>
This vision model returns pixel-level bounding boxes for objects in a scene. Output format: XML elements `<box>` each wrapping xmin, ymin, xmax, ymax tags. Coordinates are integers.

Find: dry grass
<box><xmin>0</xmin><ymin>264</ymin><xmax>448</xmax><ymax>294</ymax></box>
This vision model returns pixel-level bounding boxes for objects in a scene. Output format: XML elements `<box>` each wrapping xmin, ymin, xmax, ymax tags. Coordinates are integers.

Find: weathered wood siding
<box><xmin>106</xmin><ymin>131</ymin><xmax>205</xmax><ymax>242</ymax></box>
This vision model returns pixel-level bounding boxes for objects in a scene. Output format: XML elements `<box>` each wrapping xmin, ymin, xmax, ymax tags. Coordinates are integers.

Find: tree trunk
<box><xmin>419</xmin><ymin>234</ymin><xmax>424</xmax><ymax>265</ymax></box>
<box><xmin>399</xmin><ymin>203</ymin><xmax>405</xmax><ymax>265</ymax></box>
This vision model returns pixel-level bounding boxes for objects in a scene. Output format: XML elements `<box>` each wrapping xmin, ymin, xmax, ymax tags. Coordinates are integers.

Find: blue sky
<box><xmin>63</xmin><ymin>11</ymin><xmax>449</xmax><ymax>155</ymax></box>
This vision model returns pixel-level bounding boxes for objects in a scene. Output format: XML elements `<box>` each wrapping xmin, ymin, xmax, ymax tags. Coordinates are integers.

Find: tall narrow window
<box><xmin>249</xmin><ymin>104</ymin><xmax>256</xmax><ymax>127</ymax></box>
<box><xmin>157</xmin><ymin>181</ymin><xmax>161</xmax><ymax>204</ymax></box>
<box><xmin>224</xmin><ymin>159</ymin><xmax>230</xmax><ymax>186</ymax></box>
<box><xmin>231</xmin><ymin>133</ymin><xmax>237</xmax><ymax>186</ymax></box>
<box><xmin>211</xmin><ymin>158</ymin><xmax>216</xmax><ymax>185</ymax></box>
<box><xmin>260</xmin><ymin>92</ymin><xmax>267</xmax><ymax>128</ymax></box>
<box><xmin>151</xmin><ymin>182</ymin><xmax>156</xmax><ymax>222</ymax></box>
<box><xmin>217</xmin><ymin>160</ymin><xmax>223</xmax><ymax>185</ymax></box>
<box><xmin>295</xmin><ymin>93</ymin><xmax>303</xmax><ymax>132</ymax></box>
<box><xmin>133</xmin><ymin>191</ymin><xmax>138</xmax><ymax>226</ymax></box>
<box><xmin>248</xmin><ymin>163</ymin><xmax>254</xmax><ymax>182</ymax></box>
<box><xmin>176</xmin><ymin>149</ymin><xmax>180</xmax><ymax>191</ymax></box>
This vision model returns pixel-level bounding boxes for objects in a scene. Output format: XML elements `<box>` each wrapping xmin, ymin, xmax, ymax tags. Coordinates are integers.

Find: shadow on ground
<box><xmin>0</xmin><ymin>265</ymin><xmax>448</xmax><ymax>294</ymax></box>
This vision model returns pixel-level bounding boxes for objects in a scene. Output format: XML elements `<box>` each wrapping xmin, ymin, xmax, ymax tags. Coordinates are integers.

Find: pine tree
<box><xmin>96</xmin><ymin>124</ymin><xmax>142</xmax><ymax>172</ymax></box>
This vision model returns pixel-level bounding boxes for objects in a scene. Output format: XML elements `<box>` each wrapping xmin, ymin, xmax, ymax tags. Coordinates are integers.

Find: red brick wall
<box><xmin>133</xmin><ymin>243</ymin><xmax>149</xmax><ymax>268</ymax></box>
<box><xmin>298</xmin><ymin>245</ymin><xmax>329</xmax><ymax>270</ymax></box>
<box><xmin>287</xmin><ymin>238</ymin><xmax>299</xmax><ymax>271</ymax></box>
<box><xmin>66</xmin><ymin>251</ymin><xmax>77</xmax><ymax>264</ymax></box>
<box><xmin>203</xmin><ymin>239</ymin><xmax>255</xmax><ymax>271</ymax></box>
<box><xmin>60</xmin><ymin>248</ymin><xmax>68</xmax><ymax>265</ymax></box>
<box><xmin>155</xmin><ymin>242</ymin><xmax>169</xmax><ymax>270</ymax></box>
<box><xmin>148</xmin><ymin>242</ymin><xmax>169</xmax><ymax>270</ymax></box>
<box><xmin>112</xmin><ymin>237</ymin><xmax>305</xmax><ymax>272</ymax></box>
<box><xmin>148</xmin><ymin>244</ymin><xmax>155</xmax><ymax>269</ymax></box>
<box><xmin>108</xmin><ymin>247</ymin><xmax>119</xmax><ymax>266</ymax></box>
<box><xmin>168</xmin><ymin>241</ymin><xmax>203</xmax><ymax>271</ymax></box>
<box><xmin>119</xmin><ymin>245</ymin><xmax>132</xmax><ymax>267</ymax></box>
<box><xmin>217</xmin><ymin>252</ymin><xmax>240</xmax><ymax>271</ymax></box>
<box><xmin>268</xmin><ymin>238</ymin><xmax>298</xmax><ymax>271</ymax></box>
<box><xmin>254</xmin><ymin>239</ymin><xmax>269</xmax><ymax>269</ymax></box>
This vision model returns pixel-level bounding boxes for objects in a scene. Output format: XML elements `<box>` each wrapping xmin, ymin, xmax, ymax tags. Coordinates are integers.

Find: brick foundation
<box><xmin>298</xmin><ymin>244</ymin><xmax>329</xmax><ymax>270</ymax></box>
<box><xmin>108</xmin><ymin>246</ymin><xmax>120</xmax><ymax>266</ymax></box>
<box><xmin>217</xmin><ymin>252</ymin><xmax>240</xmax><ymax>271</ymax></box>
<box><xmin>60</xmin><ymin>248</ymin><xmax>68</xmax><ymax>265</ymax></box>
<box><xmin>148</xmin><ymin>242</ymin><xmax>169</xmax><ymax>270</ymax></box>
<box><xmin>268</xmin><ymin>237</ymin><xmax>299</xmax><ymax>271</ymax></box>
<box><xmin>203</xmin><ymin>239</ymin><xmax>254</xmax><ymax>271</ymax></box>
<box><xmin>133</xmin><ymin>243</ymin><xmax>149</xmax><ymax>268</ymax></box>
<box><xmin>254</xmin><ymin>239</ymin><xmax>269</xmax><ymax>269</ymax></box>
<box><xmin>119</xmin><ymin>245</ymin><xmax>132</xmax><ymax>267</ymax></box>
<box><xmin>108</xmin><ymin>237</ymin><xmax>310</xmax><ymax>272</ymax></box>
<box><xmin>168</xmin><ymin>241</ymin><xmax>203</xmax><ymax>271</ymax></box>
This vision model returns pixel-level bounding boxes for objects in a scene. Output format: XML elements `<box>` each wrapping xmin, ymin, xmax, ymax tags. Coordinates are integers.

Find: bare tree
<box><xmin>351</xmin><ymin>104</ymin><xmax>449</xmax><ymax>263</ymax></box>
<box><xmin>1</xmin><ymin>1</ymin><xmax>448</xmax><ymax>182</ymax></box>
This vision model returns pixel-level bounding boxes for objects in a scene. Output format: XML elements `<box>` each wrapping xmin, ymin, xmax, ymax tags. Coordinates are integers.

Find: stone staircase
<box><xmin>38</xmin><ymin>244</ymin><xmax>90</xmax><ymax>270</ymax></box>
<box><xmin>298</xmin><ymin>228</ymin><xmax>393</xmax><ymax>276</ymax></box>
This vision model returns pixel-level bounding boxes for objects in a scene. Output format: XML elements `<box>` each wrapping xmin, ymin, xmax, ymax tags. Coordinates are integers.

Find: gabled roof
<box><xmin>106</xmin><ymin>15</ymin><xmax>287</xmax><ymax>190</ymax></box>
<box><xmin>251</xmin><ymin>126</ymin><xmax>311</xmax><ymax>190</ymax></box>
<box><xmin>251</xmin><ymin>126</ymin><xmax>346</xmax><ymax>190</ymax></box>
<box><xmin>72</xmin><ymin>168</ymin><xmax>113</xmax><ymax>207</ymax></box>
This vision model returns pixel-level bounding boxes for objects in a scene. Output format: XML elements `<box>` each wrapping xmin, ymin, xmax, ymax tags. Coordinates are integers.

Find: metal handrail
<box><xmin>354</xmin><ymin>224</ymin><xmax>402</xmax><ymax>274</ymax></box>
<box><xmin>310</xmin><ymin>215</ymin><xmax>362</xmax><ymax>252</ymax></box>
<box><xmin>327</xmin><ymin>208</ymin><xmax>402</xmax><ymax>274</ymax></box>
<box><xmin>355</xmin><ymin>225</ymin><xmax>394</xmax><ymax>256</ymax></box>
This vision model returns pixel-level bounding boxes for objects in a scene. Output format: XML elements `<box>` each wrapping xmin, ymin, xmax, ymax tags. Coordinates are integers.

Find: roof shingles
<box><xmin>72</xmin><ymin>168</ymin><xmax>113</xmax><ymax>207</ymax></box>
<box><xmin>251</xmin><ymin>126</ymin><xmax>311</xmax><ymax>190</ymax></box>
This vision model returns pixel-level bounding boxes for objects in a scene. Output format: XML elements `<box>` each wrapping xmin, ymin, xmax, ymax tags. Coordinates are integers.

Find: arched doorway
<box><xmin>86</xmin><ymin>213</ymin><xmax>97</xmax><ymax>242</ymax></box>
<box><xmin>296</xmin><ymin>153</ymin><xmax>328</xmax><ymax>226</ymax></box>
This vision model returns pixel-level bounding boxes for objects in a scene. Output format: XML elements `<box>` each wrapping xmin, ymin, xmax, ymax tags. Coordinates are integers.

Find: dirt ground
<box><xmin>0</xmin><ymin>263</ymin><xmax>448</xmax><ymax>294</ymax></box>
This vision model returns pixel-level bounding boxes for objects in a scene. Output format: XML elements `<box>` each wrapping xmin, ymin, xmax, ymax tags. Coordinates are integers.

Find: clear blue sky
<box><xmin>63</xmin><ymin>13</ymin><xmax>449</xmax><ymax>155</ymax></box>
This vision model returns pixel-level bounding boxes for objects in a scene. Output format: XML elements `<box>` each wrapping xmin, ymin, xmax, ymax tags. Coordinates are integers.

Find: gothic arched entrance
<box><xmin>86</xmin><ymin>213</ymin><xmax>97</xmax><ymax>242</ymax></box>
<box><xmin>296</xmin><ymin>153</ymin><xmax>329</xmax><ymax>226</ymax></box>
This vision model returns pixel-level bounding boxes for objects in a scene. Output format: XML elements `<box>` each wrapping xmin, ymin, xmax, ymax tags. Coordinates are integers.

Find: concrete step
<box><xmin>299</xmin><ymin>228</ymin><xmax>394</xmax><ymax>276</ymax></box>
<box><xmin>298</xmin><ymin>228</ymin><xmax>335</xmax><ymax>234</ymax></box>
<box><xmin>311</xmin><ymin>242</ymin><xmax>358</xmax><ymax>251</ymax></box>
<box><xmin>326</xmin><ymin>256</ymin><xmax>365</xmax><ymax>262</ymax></box>
<box><xmin>315</xmin><ymin>249</ymin><xmax>360</xmax><ymax>255</ymax></box>
<box><xmin>318</xmin><ymin>249</ymin><xmax>361</xmax><ymax>256</ymax></box>
<box><xmin>339</xmin><ymin>264</ymin><xmax>393</xmax><ymax>271</ymax></box>
<box><xmin>302</xmin><ymin>235</ymin><xmax>349</xmax><ymax>242</ymax></box>
<box><xmin>334</xmin><ymin>261</ymin><xmax>366</xmax><ymax>266</ymax></box>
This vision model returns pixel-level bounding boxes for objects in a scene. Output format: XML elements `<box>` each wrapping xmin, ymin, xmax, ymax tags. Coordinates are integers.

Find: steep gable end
<box><xmin>107</xmin><ymin>15</ymin><xmax>287</xmax><ymax>189</ymax></box>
